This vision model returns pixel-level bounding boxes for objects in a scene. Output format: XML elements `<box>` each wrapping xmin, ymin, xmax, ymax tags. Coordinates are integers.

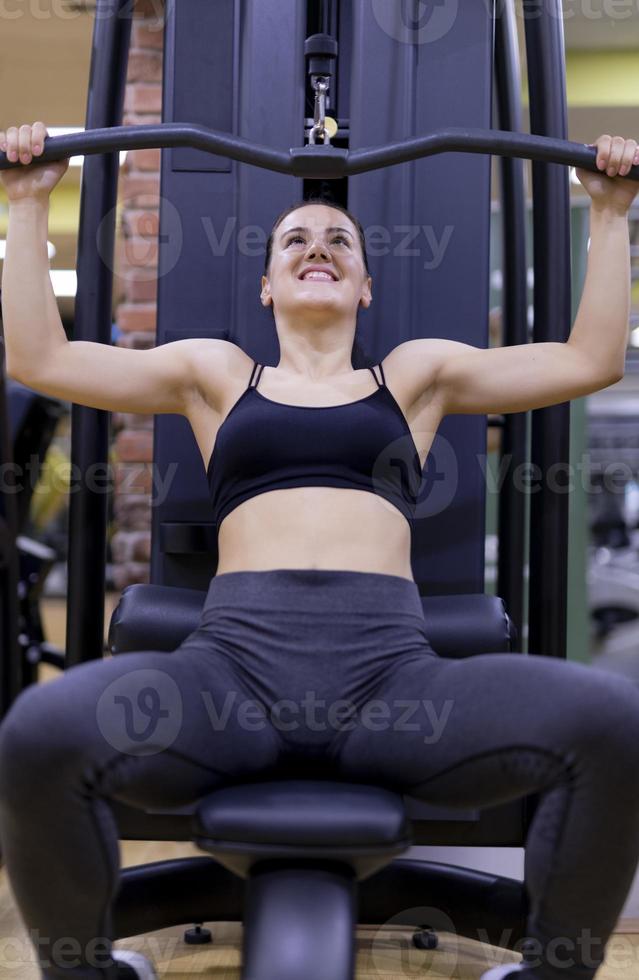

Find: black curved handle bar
<box><xmin>0</xmin><ymin>124</ymin><xmax>638</xmax><ymax>181</ymax></box>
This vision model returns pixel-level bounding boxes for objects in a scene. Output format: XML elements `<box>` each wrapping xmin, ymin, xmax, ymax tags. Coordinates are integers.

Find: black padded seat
<box><xmin>192</xmin><ymin>779</ymin><xmax>412</xmax><ymax>881</ymax></box>
<box><xmin>192</xmin><ymin>779</ymin><xmax>414</xmax><ymax>980</ymax></box>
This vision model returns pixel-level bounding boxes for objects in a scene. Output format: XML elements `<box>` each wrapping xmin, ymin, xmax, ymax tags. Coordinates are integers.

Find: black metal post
<box><xmin>522</xmin><ymin>1</ymin><xmax>572</xmax><ymax>661</ymax></box>
<box><xmin>65</xmin><ymin>0</ymin><xmax>133</xmax><ymax>666</ymax></box>
<box><xmin>494</xmin><ymin>0</ymin><xmax>529</xmax><ymax>645</ymax></box>
<box><xmin>0</xmin><ymin>327</ymin><xmax>21</xmax><ymax>717</ymax></box>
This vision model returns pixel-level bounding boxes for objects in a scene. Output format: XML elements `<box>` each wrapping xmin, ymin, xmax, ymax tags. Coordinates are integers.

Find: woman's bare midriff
<box><xmin>186</xmin><ymin>347</ymin><xmax>442</xmax><ymax>586</ymax></box>
<box><xmin>215</xmin><ymin>486</ymin><xmax>415</xmax><ymax>582</ymax></box>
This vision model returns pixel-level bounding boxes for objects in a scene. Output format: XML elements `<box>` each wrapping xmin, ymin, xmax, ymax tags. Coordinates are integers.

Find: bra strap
<box><xmin>367</xmin><ymin>363</ymin><xmax>385</xmax><ymax>388</ymax></box>
<box><xmin>248</xmin><ymin>362</ymin><xmax>265</xmax><ymax>390</ymax></box>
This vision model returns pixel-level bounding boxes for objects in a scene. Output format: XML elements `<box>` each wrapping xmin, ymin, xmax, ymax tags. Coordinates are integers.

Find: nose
<box><xmin>305</xmin><ymin>238</ymin><xmax>331</xmax><ymax>260</ymax></box>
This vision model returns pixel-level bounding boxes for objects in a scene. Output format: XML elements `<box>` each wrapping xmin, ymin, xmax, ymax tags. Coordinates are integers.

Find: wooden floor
<box><xmin>1</xmin><ymin>598</ymin><xmax>638</xmax><ymax>978</ymax></box>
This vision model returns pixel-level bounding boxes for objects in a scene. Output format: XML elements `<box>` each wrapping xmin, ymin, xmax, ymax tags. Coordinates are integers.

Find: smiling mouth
<box><xmin>299</xmin><ymin>274</ymin><xmax>338</xmax><ymax>282</ymax></box>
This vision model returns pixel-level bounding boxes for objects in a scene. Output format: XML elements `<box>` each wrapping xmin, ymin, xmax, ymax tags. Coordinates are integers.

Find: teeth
<box><xmin>303</xmin><ymin>272</ymin><xmax>334</xmax><ymax>281</ymax></box>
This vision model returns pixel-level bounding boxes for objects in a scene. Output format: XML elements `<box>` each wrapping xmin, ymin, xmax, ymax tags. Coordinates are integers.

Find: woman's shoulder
<box><xmin>182</xmin><ymin>339</ymin><xmax>255</xmax><ymax>409</ymax></box>
<box><xmin>382</xmin><ymin>339</ymin><xmax>446</xmax><ymax>404</ymax></box>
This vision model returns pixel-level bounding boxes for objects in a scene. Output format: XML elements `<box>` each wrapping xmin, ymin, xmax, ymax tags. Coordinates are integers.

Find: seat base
<box><xmin>243</xmin><ymin>861</ymin><xmax>357</xmax><ymax>980</ymax></box>
<box><xmin>193</xmin><ymin>780</ymin><xmax>413</xmax><ymax>881</ymax></box>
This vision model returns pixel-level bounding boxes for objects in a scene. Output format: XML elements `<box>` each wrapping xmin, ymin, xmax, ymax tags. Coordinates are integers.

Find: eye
<box><xmin>286</xmin><ymin>235</ymin><xmax>350</xmax><ymax>246</ymax></box>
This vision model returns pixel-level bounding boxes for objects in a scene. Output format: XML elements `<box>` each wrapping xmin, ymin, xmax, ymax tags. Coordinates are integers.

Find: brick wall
<box><xmin>110</xmin><ymin>0</ymin><xmax>164</xmax><ymax>590</ymax></box>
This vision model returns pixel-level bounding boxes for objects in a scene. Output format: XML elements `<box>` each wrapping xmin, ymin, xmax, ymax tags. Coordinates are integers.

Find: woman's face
<box><xmin>261</xmin><ymin>204</ymin><xmax>372</xmax><ymax>320</ymax></box>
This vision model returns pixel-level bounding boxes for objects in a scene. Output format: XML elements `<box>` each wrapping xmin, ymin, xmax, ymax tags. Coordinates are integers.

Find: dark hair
<box><xmin>263</xmin><ymin>198</ymin><xmax>374</xmax><ymax>369</ymax></box>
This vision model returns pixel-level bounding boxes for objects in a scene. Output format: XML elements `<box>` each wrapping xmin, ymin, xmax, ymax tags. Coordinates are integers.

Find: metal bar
<box><xmin>0</xmin><ymin>331</ymin><xmax>20</xmax><ymax>716</ymax></box>
<box><xmin>65</xmin><ymin>0</ymin><xmax>133</xmax><ymax>666</ymax></box>
<box><xmin>321</xmin><ymin>0</ymin><xmax>330</xmax><ymax>35</ymax></box>
<box><xmin>2</xmin><ymin>124</ymin><xmax>636</xmax><ymax>182</ymax></box>
<box><xmin>494</xmin><ymin>0</ymin><xmax>529</xmax><ymax>646</ymax></box>
<box><xmin>523</xmin><ymin>0</ymin><xmax>571</xmax><ymax>661</ymax></box>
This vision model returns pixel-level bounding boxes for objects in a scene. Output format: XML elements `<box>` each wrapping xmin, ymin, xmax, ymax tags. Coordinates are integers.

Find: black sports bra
<box><xmin>206</xmin><ymin>361</ymin><xmax>423</xmax><ymax>531</ymax></box>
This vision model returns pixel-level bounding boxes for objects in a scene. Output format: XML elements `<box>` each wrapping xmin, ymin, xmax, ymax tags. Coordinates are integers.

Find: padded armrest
<box><xmin>108</xmin><ymin>584</ymin><xmax>207</xmax><ymax>655</ymax></box>
<box><xmin>108</xmin><ymin>583</ymin><xmax>516</xmax><ymax>658</ymax></box>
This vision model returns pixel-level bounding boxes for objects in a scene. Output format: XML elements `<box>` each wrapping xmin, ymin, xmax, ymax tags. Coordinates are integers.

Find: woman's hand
<box><xmin>0</xmin><ymin>122</ymin><xmax>69</xmax><ymax>203</ymax></box>
<box><xmin>575</xmin><ymin>134</ymin><xmax>639</xmax><ymax>216</ymax></box>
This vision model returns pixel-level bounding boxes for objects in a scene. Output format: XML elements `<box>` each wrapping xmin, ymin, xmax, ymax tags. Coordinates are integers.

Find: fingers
<box><xmin>594</xmin><ymin>134</ymin><xmax>639</xmax><ymax>177</ymax></box>
<box><xmin>31</xmin><ymin>121</ymin><xmax>48</xmax><ymax>156</ymax></box>
<box><xmin>0</xmin><ymin>122</ymin><xmax>48</xmax><ymax>164</ymax></box>
<box><xmin>18</xmin><ymin>124</ymin><xmax>33</xmax><ymax>163</ymax></box>
<box><xmin>619</xmin><ymin>138</ymin><xmax>638</xmax><ymax>176</ymax></box>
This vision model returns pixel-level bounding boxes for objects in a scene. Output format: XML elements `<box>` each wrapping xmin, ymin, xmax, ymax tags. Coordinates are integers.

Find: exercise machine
<box><xmin>2</xmin><ymin>0</ymin><xmax>637</xmax><ymax>976</ymax></box>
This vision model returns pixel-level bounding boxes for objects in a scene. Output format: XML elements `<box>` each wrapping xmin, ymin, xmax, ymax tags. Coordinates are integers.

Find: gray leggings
<box><xmin>1</xmin><ymin>569</ymin><xmax>639</xmax><ymax>980</ymax></box>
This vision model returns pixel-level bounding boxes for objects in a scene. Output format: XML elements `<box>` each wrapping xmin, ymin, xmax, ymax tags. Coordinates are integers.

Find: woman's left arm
<box><xmin>566</xmin><ymin>133</ymin><xmax>639</xmax><ymax>375</ymax></box>
<box><xmin>432</xmin><ymin>134</ymin><xmax>639</xmax><ymax>416</ymax></box>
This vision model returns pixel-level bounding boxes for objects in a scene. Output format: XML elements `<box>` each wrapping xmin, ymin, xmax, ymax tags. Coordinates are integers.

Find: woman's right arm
<box><xmin>1</xmin><ymin>122</ymin><xmax>215</xmax><ymax>416</ymax></box>
<box><xmin>2</xmin><ymin>196</ymin><xmax>202</xmax><ymax>416</ymax></box>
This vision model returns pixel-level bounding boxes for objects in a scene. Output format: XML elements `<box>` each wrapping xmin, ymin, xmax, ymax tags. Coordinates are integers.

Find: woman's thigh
<box><xmin>0</xmin><ymin>640</ymin><xmax>283</xmax><ymax>810</ymax></box>
<box><xmin>332</xmin><ymin>651</ymin><xmax>639</xmax><ymax>799</ymax></box>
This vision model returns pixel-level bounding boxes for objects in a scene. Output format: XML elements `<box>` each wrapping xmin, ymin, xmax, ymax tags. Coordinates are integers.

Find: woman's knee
<box><xmin>0</xmin><ymin>677</ymin><xmax>94</xmax><ymax>802</ymax></box>
<box><xmin>557</xmin><ymin>662</ymin><xmax>639</xmax><ymax>762</ymax></box>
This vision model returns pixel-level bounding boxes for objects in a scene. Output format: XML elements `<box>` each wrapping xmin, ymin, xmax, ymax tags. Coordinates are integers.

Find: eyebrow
<box><xmin>280</xmin><ymin>225</ymin><xmax>354</xmax><ymax>239</ymax></box>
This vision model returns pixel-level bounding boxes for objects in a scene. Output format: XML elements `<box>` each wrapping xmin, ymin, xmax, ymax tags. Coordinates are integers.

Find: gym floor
<box><xmin>0</xmin><ymin>597</ymin><xmax>637</xmax><ymax>979</ymax></box>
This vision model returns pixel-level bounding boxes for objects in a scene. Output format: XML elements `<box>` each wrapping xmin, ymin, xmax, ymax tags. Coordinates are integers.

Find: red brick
<box><xmin>119</xmin><ymin>173</ymin><xmax>160</xmax><ymax>207</ymax></box>
<box><xmin>134</xmin><ymin>0</ymin><xmax>165</xmax><ymax>25</ymax></box>
<box><xmin>112</xmin><ymin>272</ymin><xmax>126</xmax><ymax>307</ymax></box>
<box><xmin>118</xmin><ymin>237</ymin><xmax>159</xmax><ymax>270</ymax></box>
<box><xmin>132</xmin><ymin>21</ymin><xmax>164</xmax><ymax>51</ymax></box>
<box><xmin>123</xmin><ymin>112</ymin><xmax>162</xmax><ymax>127</ymax></box>
<box><xmin>115</xmin><ymin>430</ymin><xmax>154</xmax><ymax>463</ymax></box>
<box><xmin>112</xmin><ymin>561</ymin><xmax>151</xmax><ymax>590</ymax></box>
<box><xmin>111</xmin><ymin>530</ymin><xmax>151</xmax><ymax>564</ymax></box>
<box><xmin>126</xmin><ymin>278</ymin><xmax>158</xmax><ymax>304</ymax></box>
<box><xmin>125</xmin><ymin>147</ymin><xmax>161</xmax><ymax>172</ymax></box>
<box><xmin>121</xmin><ymin>209</ymin><xmax>159</xmax><ymax>238</ymax></box>
<box><xmin>127</xmin><ymin>50</ymin><xmax>163</xmax><ymax>84</ymax></box>
<box><xmin>113</xmin><ymin>0</ymin><xmax>165</xmax><ymax>576</ymax></box>
<box><xmin>117</xmin><ymin>330</ymin><xmax>157</xmax><ymax>350</ymax></box>
<box><xmin>111</xmin><ymin>531</ymin><xmax>134</xmax><ymax>564</ymax></box>
<box><xmin>115</xmin><ymin>462</ymin><xmax>153</xmax><ymax>495</ymax></box>
<box><xmin>132</xmin><ymin>533</ymin><xmax>152</xmax><ymax>562</ymax></box>
<box><xmin>124</xmin><ymin>84</ymin><xmax>162</xmax><ymax>115</ymax></box>
<box><xmin>117</xmin><ymin>303</ymin><xmax>157</xmax><ymax>333</ymax></box>
<box><xmin>113</xmin><ymin>494</ymin><xmax>152</xmax><ymax>530</ymax></box>
<box><xmin>112</xmin><ymin>412</ymin><xmax>154</xmax><ymax>431</ymax></box>
<box><xmin>113</xmin><ymin>263</ymin><xmax>157</xmax><ymax>300</ymax></box>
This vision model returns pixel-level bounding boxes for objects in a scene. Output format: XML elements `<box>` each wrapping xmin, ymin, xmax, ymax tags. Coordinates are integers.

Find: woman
<box><xmin>1</xmin><ymin>123</ymin><xmax>639</xmax><ymax>980</ymax></box>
